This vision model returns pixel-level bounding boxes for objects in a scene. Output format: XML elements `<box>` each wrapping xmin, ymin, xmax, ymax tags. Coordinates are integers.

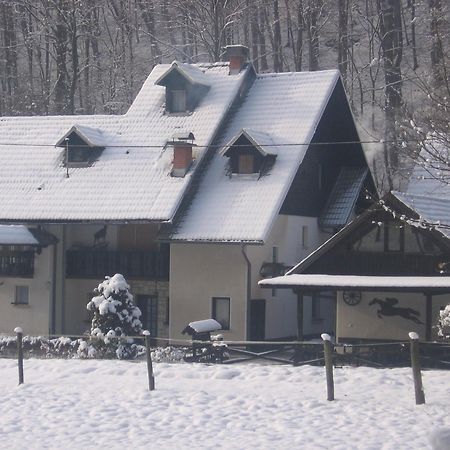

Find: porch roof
<box><xmin>0</xmin><ymin>225</ymin><xmax>39</xmax><ymax>245</ymax></box>
<box><xmin>259</xmin><ymin>274</ymin><xmax>450</xmax><ymax>293</ymax></box>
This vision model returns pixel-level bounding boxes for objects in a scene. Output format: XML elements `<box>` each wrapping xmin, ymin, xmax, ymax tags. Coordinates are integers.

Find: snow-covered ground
<box><xmin>1</xmin><ymin>359</ymin><xmax>450</xmax><ymax>450</ymax></box>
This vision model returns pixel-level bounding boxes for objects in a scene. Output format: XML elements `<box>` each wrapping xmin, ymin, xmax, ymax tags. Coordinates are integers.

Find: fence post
<box><xmin>14</xmin><ymin>327</ymin><xmax>24</xmax><ymax>385</ymax></box>
<box><xmin>409</xmin><ymin>332</ymin><xmax>425</xmax><ymax>405</ymax></box>
<box><xmin>321</xmin><ymin>333</ymin><xmax>334</xmax><ymax>401</ymax></box>
<box><xmin>143</xmin><ymin>331</ymin><xmax>155</xmax><ymax>391</ymax></box>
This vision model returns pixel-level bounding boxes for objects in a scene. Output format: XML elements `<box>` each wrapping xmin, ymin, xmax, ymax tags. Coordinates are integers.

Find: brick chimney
<box><xmin>170</xmin><ymin>132</ymin><xmax>196</xmax><ymax>177</ymax></box>
<box><xmin>223</xmin><ymin>45</ymin><xmax>249</xmax><ymax>75</ymax></box>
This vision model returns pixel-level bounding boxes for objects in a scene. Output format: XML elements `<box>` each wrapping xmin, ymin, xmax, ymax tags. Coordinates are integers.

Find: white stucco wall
<box><xmin>248</xmin><ymin>214</ymin><xmax>334</xmax><ymax>339</ymax></box>
<box><xmin>0</xmin><ymin>246</ymin><xmax>52</xmax><ymax>336</ymax></box>
<box><xmin>170</xmin><ymin>214</ymin><xmax>333</xmax><ymax>342</ymax></box>
<box><xmin>336</xmin><ymin>291</ymin><xmax>449</xmax><ymax>341</ymax></box>
<box><xmin>170</xmin><ymin>244</ymin><xmax>248</xmax><ymax>341</ymax></box>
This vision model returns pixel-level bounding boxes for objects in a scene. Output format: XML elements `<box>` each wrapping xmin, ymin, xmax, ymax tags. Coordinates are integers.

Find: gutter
<box><xmin>241</xmin><ymin>244</ymin><xmax>252</xmax><ymax>341</ymax></box>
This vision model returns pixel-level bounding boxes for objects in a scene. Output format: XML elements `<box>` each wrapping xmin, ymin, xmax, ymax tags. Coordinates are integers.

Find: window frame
<box><xmin>13</xmin><ymin>285</ymin><xmax>29</xmax><ymax>305</ymax></box>
<box><xmin>170</xmin><ymin>89</ymin><xmax>187</xmax><ymax>113</ymax></box>
<box><xmin>212</xmin><ymin>297</ymin><xmax>231</xmax><ymax>331</ymax></box>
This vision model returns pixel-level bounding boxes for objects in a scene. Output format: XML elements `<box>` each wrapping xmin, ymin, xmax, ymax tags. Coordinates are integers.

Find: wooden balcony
<box><xmin>66</xmin><ymin>249</ymin><xmax>169</xmax><ymax>280</ymax></box>
<box><xmin>0</xmin><ymin>251</ymin><xmax>34</xmax><ymax>277</ymax></box>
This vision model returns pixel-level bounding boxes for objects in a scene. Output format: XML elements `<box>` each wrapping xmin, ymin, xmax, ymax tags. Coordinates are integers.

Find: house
<box><xmin>259</xmin><ymin>190</ymin><xmax>450</xmax><ymax>342</ymax></box>
<box><xmin>0</xmin><ymin>45</ymin><xmax>373</xmax><ymax>341</ymax></box>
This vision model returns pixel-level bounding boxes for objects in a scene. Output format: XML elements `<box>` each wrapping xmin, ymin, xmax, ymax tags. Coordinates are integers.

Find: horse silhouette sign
<box><xmin>369</xmin><ymin>298</ymin><xmax>424</xmax><ymax>325</ymax></box>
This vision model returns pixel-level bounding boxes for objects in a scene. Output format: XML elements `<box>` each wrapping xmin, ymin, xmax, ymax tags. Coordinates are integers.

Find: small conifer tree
<box><xmin>84</xmin><ymin>274</ymin><xmax>143</xmax><ymax>359</ymax></box>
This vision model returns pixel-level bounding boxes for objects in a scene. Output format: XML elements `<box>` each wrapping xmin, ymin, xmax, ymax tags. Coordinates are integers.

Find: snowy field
<box><xmin>1</xmin><ymin>359</ymin><xmax>450</xmax><ymax>450</ymax></box>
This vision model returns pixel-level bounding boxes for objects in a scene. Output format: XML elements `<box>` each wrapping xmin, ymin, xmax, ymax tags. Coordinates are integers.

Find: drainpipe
<box><xmin>61</xmin><ymin>225</ymin><xmax>66</xmax><ymax>333</ymax></box>
<box><xmin>241</xmin><ymin>244</ymin><xmax>251</xmax><ymax>341</ymax></box>
<box><xmin>50</xmin><ymin>241</ymin><xmax>57</xmax><ymax>335</ymax></box>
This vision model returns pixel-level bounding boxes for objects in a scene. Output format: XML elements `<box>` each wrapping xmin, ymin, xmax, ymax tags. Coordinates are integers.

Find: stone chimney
<box><xmin>170</xmin><ymin>132</ymin><xmax>196</xmax><ymax>178</ymax></box>
<box><xmin>223</xmin><ymin>45</ymin><xmax>249</xmax><ymax>75</ymax></box>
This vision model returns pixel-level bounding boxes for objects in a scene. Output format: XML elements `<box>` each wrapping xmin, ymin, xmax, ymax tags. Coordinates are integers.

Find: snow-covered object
<box><xmin>409</xmin><ymin>332</ymin><xmax>419</xmax><ymax>340</ymax></box>
<box><xmin>1</xmin><ymin>360</ymin><xmax>449</xmax><ymax>449</ymax></box>
<box><xmin>14</xmin><ymin>327</ymin><xmax>23</xmax><ymax>334</ymax></box>
<box><xmin>259</xmin><ymin>274</ymin><xmax>450</xmax><ymax>289</ymax></box>
<box><xmin>0</xmin><ymin>225</ymin><xmax>38</xmax><ymax>245</ymax></box>
<box><xmin>0</xmin><ymin>62</ymin><xmax>247</xmax><ymax>222</ymax></box>
<box><xmin>84</xmin><ymin>274</ymin><xmax>142</xmax><ymax>359</ymax></box>
<box><xmin>321</xmin><ymin>333</ymin><xmax>331</xmax><ymax>341</ymax></box>
<box><xmin>438</xmin><ymin>304</ymin><xmax>450</xmax><ymax>339</ymax></box>
<box><xmin>171</xmin><ymin>70</ymin><xmax>340</xmax><ymax>242</ymax></box>
<box><xmin>186</xmin><ymin>319</ymin><xmax>222</xmax><ymax>333</ymax></box>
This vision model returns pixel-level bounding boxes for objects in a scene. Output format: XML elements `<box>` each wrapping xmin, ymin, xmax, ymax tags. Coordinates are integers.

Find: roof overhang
<box><xmin>259</xmin><ymin>274</ymin><xmax>450</xmax><ymax>293</ymax></box>
<box><xmin>0</xmin><ymin>225</ymin><xmax>57</xmax><ymax>247</ymax></box>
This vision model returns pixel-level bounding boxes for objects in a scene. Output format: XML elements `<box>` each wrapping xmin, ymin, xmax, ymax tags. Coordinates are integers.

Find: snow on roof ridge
<box><xmin>155</xmin><ymin>60</ymin><xmax>210</xmax><ymax>86</ymax></box>
<box><xmin>220</xmin><ymin>128</ymin><xmax>278</xmax><ymax>157</ymax></box>
<box><xmin>55</xmin><ymin>124</ymin><xmax>107</xmax><ymax>148</ymax></box>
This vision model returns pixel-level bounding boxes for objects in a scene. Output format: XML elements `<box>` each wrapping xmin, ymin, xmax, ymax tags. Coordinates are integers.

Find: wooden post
<box><xmin>321</xmin><ymin>333</ymin><xmax>334</xmax><ymax>401</ymax></box>
<box><xmin>14</xmin><ymin>327</ymin><xmax>24</xmax><ymax>385</ymax></box>
<box><xmin>409</xmin><ymin>332</ymin><xmax>425</xmax><ymax>405</ymax></box>
<box><xmin>143</xmin><ymin>331</ymin><xmax>155</xmax><ymax>391</ymax></box>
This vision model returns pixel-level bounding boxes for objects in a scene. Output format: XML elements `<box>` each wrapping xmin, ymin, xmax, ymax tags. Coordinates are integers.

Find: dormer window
<box><xmin>221</xmin><ymin>129</ymin><xmax>277</xmax><ymax>177</ymax></box>
<box><xmin>155</xmin><ymin>61</ymin><xmax>210</xmax><ymax>114</ymax></box>
<box><xmin>171</xmin><ymin>89</ymin><xmax>187</xmax><ymax>113</ymax></box>
<box><xmin>55</xmin><ymin>125</ymin><xmax>105</xmax><ymax>168</ymax></box>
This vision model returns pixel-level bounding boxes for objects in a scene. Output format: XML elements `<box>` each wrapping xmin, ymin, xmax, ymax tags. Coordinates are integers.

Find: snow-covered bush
<box><xmin>437</xmin><ymin>305</ymin><xmax>450</xmax><ymax>339</ymax></box>
<box><xmin>81</xmin><ymin>274</ymin><xmax>143</xmax><ymax>359</ymax></box>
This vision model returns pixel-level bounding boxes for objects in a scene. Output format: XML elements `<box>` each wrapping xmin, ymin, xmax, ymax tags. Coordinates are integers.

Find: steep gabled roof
<box><xmin>0</xmin><ymin>62</ymin><xmax>248</xmax><ymax>222</ymax></box>
<box><xmin>392</xmin><ymin>191</ymin><xmax>450</xmax><ymax>239</ymax></box>
<box><xmin>169</xmin><ymin>70</ymin><xmax>341</xmax><ymax>243</ymax></box>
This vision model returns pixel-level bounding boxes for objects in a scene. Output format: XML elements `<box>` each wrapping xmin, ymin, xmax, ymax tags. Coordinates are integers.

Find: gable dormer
<box><xmin>56</xmin><ymin>125</ymin><xmax>105</xmax><ymax>167</ymax></box>
<box><xmin>221</xmin><ymin>129</ymin><xmax>277</xmax><ymax>176</ymax></box>
<box><xmin>155</xmin><ymin>62</ymin><xmax>210</xmax><ymax>114</ymax></box>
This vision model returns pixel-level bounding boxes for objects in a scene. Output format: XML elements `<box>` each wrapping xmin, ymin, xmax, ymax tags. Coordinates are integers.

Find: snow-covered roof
<box><xmin>0</xmin><ymin>225</ymin><xmax>39</xmax><ymax>245</ymax></box>
<box><xmin>259</xmin><ymin>274</ymin><xmax>450</xmax><ymax>291</ymax></box>
<box><xmin>155</xmin><ymin>61</ymin><xmax>210</xmax><ymax>87</ymax></box>
<box><xmin>0</xmin><ymin>62</ymin><xmax>247</xmax><ymax>222</ymax></box>
<box><xmin>392</xmin><ymin>191</ymin><xmax>450</xmax><ymax>239</ymax></box>
<box><xmin>221</xmin><ymin>129</ymin><xmax>279</xmax><ymax>157</ymax></box>
<box><xmin>55</xmin><ymin>124</ymin><xmax>108</xmax><ymax>148</ymax></box>
<box><xmin>187</xmin><ymin>319</ymin><xmax>222</xmax><ymax>333</ymax></box>
<box><xmin>170</xmin><ymin>70</ymin><xmax>340</xmax><ymax>242</ymax></box>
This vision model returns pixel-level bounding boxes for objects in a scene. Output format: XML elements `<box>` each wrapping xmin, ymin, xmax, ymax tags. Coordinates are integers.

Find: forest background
<box><xmin>0</xmin><ymin>0</ymin><xmax>448</xmax><ymax>189</ymax></box>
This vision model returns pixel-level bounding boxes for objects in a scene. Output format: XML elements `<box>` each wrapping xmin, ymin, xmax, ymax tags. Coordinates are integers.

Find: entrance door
<box><xmin>137</xmin><ymin>295</ymin><xmax>158</xmax><ymax>342</ymax></box>
<box><xmin>250</xmin><ymin>299</ymin><xmax>266</xmax><ymax>341</ymax></box>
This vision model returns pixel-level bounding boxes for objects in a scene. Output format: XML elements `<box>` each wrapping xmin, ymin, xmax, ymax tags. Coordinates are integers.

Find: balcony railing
<box><xmin>66</xmin><ymin>249</ymin><xmax>169</xmax><ymax>280</ymax></box>
<box><xmin>0</xmin><ymin>251</ymin><xmax>34</xmax><ymax>277</ymax></box>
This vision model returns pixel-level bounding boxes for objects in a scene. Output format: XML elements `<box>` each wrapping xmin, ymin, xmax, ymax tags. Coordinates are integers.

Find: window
<box><xmin>212</xmin><ymin>297</ymin><xmax>230</xmax><ymax>330</ymax></box>
<box><xmin>171</xmin><ymin>89</ymin><xmax>187</xmax><ymax>112</ymax></box>
<box><xmin>238</xmin><ymin>154</ymin><xmax>254</xmax><ymax>174</ymax></box>
<box><xmin>14</xmin><ymin>286</ymin><xmax>29</xmax><ymax>305</ymax></box>
<box><xmin>302</xmin><ymin>226</ymin><xmax>308</xmax><ymax>249</ymax></box>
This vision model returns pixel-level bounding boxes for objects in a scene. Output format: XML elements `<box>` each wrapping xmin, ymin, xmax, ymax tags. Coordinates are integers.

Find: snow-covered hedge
<box><xmin>437</xmin><ymin>304</ymin><xmax>450</xmax><ymax>339</ymax></box>
<box><xmin>0</xmin><ymin>335</ymin><xmax>186</xmax><ymax>362</ymax></box>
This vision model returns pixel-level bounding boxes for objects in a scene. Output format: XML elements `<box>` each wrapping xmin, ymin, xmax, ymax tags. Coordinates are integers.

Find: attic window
<box><xmin>221</xmin><ymin>129</ymin><xmax>277</xmax><ymax>177</ymax></box>
<box><xmin>238</xmin><ymin>154</ymin><xmax>255</xmax><ymax>174</ymax></box>
<box><xmin>155</xmin><ymin>61</ymin><xmax>210</xmax><ymax>114</ymax></box>
<box><xmin>171</xmin><ymin>89</ymin><xmax>187</xmax><ymax>113</ymax></box>
<box><xmin>55</xmin><ymin>125</ymin><xmax>105</xmax><ymax>168</ymax></box>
